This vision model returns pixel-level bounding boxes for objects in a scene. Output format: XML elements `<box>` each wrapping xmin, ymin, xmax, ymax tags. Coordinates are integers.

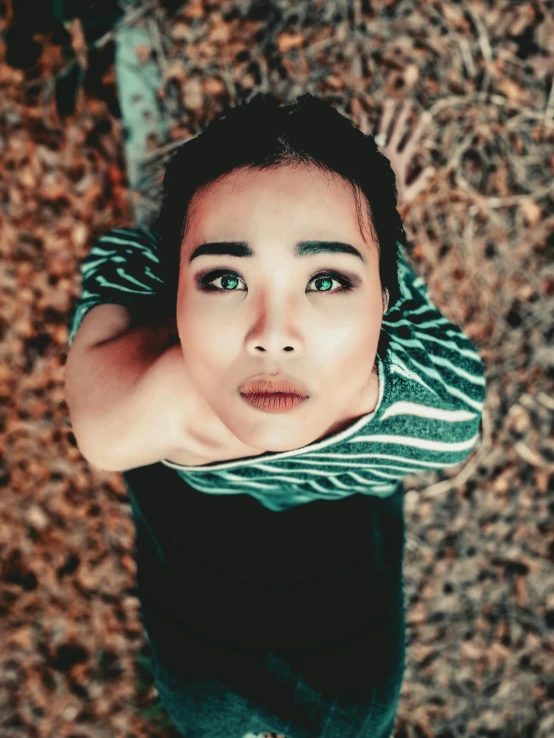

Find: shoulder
<box><xmin>382</xmin><ymin>243</ymin><xmax>486</xmax><ymax>412</ymax></box>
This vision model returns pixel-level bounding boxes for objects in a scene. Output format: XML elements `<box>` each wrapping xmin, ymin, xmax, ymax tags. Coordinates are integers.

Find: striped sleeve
<box><xmin>381</xmin><ymin>243</ymin><xmax>487</xmax><ymax>463</ymax></box>
<box><xmin>67</xmin><ymin>227</ymin><xmax>164</xmax><ymax>348</ymax></box>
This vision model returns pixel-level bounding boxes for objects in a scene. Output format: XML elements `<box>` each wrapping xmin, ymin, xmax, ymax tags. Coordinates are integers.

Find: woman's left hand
<box><xmin>374</xmin><ymin>98</ymin><xmax>436</xmax><ymax>207</ymax></box>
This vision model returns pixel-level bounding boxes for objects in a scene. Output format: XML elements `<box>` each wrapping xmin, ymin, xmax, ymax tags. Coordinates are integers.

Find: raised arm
<box><xmin>65</xmin><ymin>226</ymin><xmax>269</xmax><ymax>470</ymax></box>
<box><xmin>64</xmin><ymin>305</ymin><xmax>188</xmax><ymax>471</ymax></box>
<box><xmin>65</xmin><ymin>304</ymin><xmax>266</xmax><ymax>471</ymax></box>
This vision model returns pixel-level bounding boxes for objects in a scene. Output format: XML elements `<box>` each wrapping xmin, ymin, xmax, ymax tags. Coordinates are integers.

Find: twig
<box><xmin>536</xmin><ymin>392</ymin><xmax>554</xmax><ymax>411</ymax></box>
<box><xmin>456</xmin><ymin>171</ymin><xmax>554</xmax><ymax>209</ymax></box>
<box><xmin>141</xmin><ymin>137</ymin><xmax>188</xmax><ymax>164</ymax></box>
<box><xmin>458</xmin><ymin>37</ymin><xmax>476</xmax><ymax>78</ymax></box>
<box><xmin>39</xmin><ymin>76</ymin><xmax>57</xmax><ymax>129</ymax></box>
<box><xmin>462</xmin><ymin>0</ymin><xmax>494</xmax><ymax>94</ymax></box>
<box><xmin>544</xmin><ymin>73</ymin><xmax>554</xmax><ymax>129</ymax></box>
<box><xmin>147</xmin><ymin>13</ymin><xmax>168</xmax><ymax>77</ymax></box>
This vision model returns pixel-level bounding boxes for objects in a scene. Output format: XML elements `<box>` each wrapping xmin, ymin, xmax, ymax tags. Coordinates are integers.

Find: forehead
<box><xmin>184</xmin><ymin>164</ymin><xmax>376</xmax><ymax>250</ymax></box>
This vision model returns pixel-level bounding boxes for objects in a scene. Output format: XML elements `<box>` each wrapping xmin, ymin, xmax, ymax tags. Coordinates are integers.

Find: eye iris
<box><xmin>314</xmin><ymin>276</ymin><xmax>333</xmax><ymax>291</ymax></box>
<box><xmin>221</xmin><ymin>275</ymin><xmax>239</xmax><ymax>290</ymax></box>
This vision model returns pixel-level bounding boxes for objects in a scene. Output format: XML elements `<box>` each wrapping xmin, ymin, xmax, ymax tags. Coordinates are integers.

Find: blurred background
<box><xmin>0</xmin><ymin>1</ymin><xmax>553</xmax><ymax>736</ymax></box>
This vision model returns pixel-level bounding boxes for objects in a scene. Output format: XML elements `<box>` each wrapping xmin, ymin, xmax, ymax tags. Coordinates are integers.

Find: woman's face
<box><xmin>176</xmin><ymin>163</ymin><xmax>389</xmax><ymax>453</ymax></box>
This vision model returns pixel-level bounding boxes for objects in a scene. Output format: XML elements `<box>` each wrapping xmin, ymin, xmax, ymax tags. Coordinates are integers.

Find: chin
<box><xmin>253</xmin><ymin>432</ymin><xmax>314</xmax><ymax>453</ymax></box>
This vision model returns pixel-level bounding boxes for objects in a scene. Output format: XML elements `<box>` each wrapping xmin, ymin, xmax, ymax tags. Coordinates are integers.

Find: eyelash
<box><xmin>196</xmin><ymin>269</ymin><xmax>355</xmax><ymax>294</ymax></box>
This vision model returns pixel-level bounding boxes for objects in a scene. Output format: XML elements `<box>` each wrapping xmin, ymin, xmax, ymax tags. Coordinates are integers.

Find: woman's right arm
<box><xmin>64</xmin><ymin>305</ymin><xmax>187</xmax><ymax>471</ymax></box>
<box><xmin>64</xmin><ymin>305</ymin><xmax>266</xmax><ymax>471</ymax></box>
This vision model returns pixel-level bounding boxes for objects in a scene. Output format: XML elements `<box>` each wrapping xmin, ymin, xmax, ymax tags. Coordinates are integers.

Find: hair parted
<box><xmin>151</xmin><ymin>92</ymin><xmax>405</xmax><ymax>329</ymax></box>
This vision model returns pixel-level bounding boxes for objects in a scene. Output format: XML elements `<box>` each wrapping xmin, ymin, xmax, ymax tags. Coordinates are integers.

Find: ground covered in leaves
<box><xmin>0</xmin><ymin>0</ymin><xmax>553</xmax><ymax>736</ymax></box>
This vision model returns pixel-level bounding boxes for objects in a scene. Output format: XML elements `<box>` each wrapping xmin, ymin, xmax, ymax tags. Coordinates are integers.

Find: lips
<box><xmin>239</xmin><ymin>374</ymin><xmax>309</xmax><ymax>413</ymax></box>
<box><xmin>239</xmin><ymin>376</ymin><xmax>308</xmax><ymax>397</ymax></box>
<box><xmin>241</xmin><ymin>392</ymin><xmax>307</xmax><ymax>412</ymax></box>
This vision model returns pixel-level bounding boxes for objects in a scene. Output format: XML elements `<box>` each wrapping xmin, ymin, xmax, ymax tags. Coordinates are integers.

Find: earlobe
<box><xmin>383</xmin><ymin>290</ymin><xmax>390</xmax><ymax>314</ymax></box>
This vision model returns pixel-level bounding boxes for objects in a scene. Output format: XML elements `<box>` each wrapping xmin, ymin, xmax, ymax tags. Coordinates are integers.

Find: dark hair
<box><xmin>151</xmin><ymin>93</ymin><xmax>405</xmax><ymax>364</ymax></box>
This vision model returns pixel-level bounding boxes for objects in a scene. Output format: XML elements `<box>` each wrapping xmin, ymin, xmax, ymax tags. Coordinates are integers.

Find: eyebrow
<box><xmin>188</xmin><ymin>241</ymin><xmax>366</xmax><ymax>264</ymax></box>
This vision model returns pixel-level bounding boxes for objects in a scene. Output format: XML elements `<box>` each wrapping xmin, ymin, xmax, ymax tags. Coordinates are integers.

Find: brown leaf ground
<box><xmin>0</xmin><ymin>1</ymin><xmax>553</xmax><ymax>737</ymax></box>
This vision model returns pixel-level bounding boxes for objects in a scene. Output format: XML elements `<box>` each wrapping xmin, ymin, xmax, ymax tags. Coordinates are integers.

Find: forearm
<box><xmin>66</xmin><ymin>319</ymin><xmax>186</xmax><ymax>472</ymax></box>
<box><xmin>100</xmin><ymin>343</ymin><xmax>192</xmax><ymax>472</ymax></box>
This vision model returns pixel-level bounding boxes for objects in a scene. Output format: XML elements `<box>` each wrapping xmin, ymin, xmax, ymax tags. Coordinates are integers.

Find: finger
<box><xmin>422</xmin><ymin>165</ymin><xmax>436</xmax><ymax>182</ymax></box>
<box><xmin>401</xmin><ymin>110</ymin><xmax>433</xmax><ymax>164</ymax></box>
<box><xmin>377</xmin><ymin>98</ymin><xmax>396</xmax><ymax>138</ymax></box>
<box><xmin>404</xmin><ymin>166</ymin><xmax>436</xmax><ymax>203</ymax></box>
<box><xmin>388</xmin><ymin>99</ymin><xmax>413</xmax><ymax>152</ymax></box>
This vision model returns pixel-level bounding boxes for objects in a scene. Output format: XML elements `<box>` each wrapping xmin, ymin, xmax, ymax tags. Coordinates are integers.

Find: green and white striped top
<box><xmin>68</xmin><ymin>227</ymin><xmax>487</xmax><ymax>512</ymax></box>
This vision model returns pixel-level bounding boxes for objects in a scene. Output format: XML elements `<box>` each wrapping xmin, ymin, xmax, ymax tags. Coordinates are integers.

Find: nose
<box><xmin>245</xmin><ymin>289</ymin><xmax>301</xmax><ymax>355</ymax></box>
<box><xmin>255</xmin><ymin>344</ymin><xmax>293</xmax><ymax>352</ymax></box>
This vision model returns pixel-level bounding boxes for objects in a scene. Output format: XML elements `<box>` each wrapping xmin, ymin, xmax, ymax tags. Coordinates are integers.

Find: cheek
<box><xmin>323</xmin><ymin>313</ymin><xmax>380</xmax><ymax>353</ymax></box>
<box><xmin>327</xmin><ymin>316</ymin><xmax>381</xmax><ymax>370</ymax></box>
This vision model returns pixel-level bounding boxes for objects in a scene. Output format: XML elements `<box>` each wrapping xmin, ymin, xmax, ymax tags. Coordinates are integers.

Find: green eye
<box><xmin>307</xmin><ymin>272</ymin><xmax>354</xmax><ymax>292</ymax></box>
<box><xmin>198</xmin><ymin>271</ymin><xmax>245</xmax><ymax>291</ymax></box>
<box><xmin>197</xmin><ymin>270</ymin><xmax>355</xmax><ymax>294</ymax></box>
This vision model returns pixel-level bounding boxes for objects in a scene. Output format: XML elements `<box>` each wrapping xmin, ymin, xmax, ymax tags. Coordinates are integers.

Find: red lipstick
<box><xmin>239</xmin><ymin>375</ymin><xmax>309</xmax><ymax>414</ymax></box>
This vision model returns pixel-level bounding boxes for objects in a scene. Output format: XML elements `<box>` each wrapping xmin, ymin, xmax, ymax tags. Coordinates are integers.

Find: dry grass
<box><xmin>0</xmin><ymin>0</ymin><xmax>552</xmax><ymax>736</ymax></box>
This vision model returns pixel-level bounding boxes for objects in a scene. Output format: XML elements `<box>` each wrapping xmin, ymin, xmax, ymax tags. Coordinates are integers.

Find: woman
<box><xmin>65</xmin><ymin>93</ymin><xmax>486</xmax><ymax>738</ymax></box>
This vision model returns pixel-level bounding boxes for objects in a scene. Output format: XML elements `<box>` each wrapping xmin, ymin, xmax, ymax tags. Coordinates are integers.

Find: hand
<box><xmin>160</xmin><ymin>345</ymin><xmax>267</xmax><ymax>467</ymax></box>
<box><xmin>374</xmin><ymin>98</ymin><xmax>436</xmax><ymax>207</ymax></box>
<box><xmin>139</xmin><ymin>313</ymin><xmax>180</xmax><ymax>351</ymax></box>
